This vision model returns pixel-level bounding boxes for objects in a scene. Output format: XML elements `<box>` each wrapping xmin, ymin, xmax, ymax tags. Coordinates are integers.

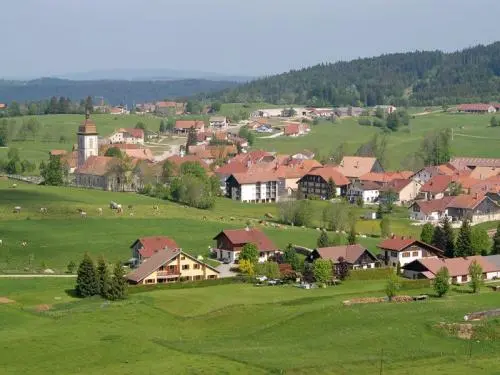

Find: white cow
<box><xmin>40</xmin><ymin>207</ymin><xmax>48</xmax><ymax>214</ymax></box>
<box><xmin>97</xmin><ymin>208</ymin><xmax>103</xmax><ymax>215</ymax></box>
<box><xmin>13</xmin><ymin>206</ymin><xmax>21</xmax><ymax>213</ymax></box>
<box><xmin>80</xmin><ymin>211</ymin><xmax>87</xmax><ymax>218</ymax></box>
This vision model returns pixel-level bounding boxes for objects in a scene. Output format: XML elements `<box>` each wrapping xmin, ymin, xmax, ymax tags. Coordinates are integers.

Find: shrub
<box><xmin>358</xmin><ymin>117</ymin><xmax>372</xmax><ymax>126</ymax></box>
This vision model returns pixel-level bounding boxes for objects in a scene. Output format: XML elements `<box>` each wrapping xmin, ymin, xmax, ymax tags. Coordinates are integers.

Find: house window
<box><xmin>145</xmin><ymin>279</ymin><xmax>154</xmax><ymax>284</ymax></box>
<box><xmin>208</xmin><ymin>275</ymin><xmax>217</xmax><ymax>279</ymax></box>
<box><xmin>391</xmin><ymin>251</ymin><xmax>398</xmax><ymax>258</ymax></box>
<box><xmin>179</xmin><ymin>276</ymin><xmax>191</xmax><ymax>282</ymax></box>
<box><xmin>181</xmin><ymin>256</ymin><xmax>186</xmax><ymax>260</ymax></box>
<box><xmin>193</xmin><ymin>263</ymin><xmax>200</xmax><ymax>269</ymax></box>
<box><xmin>259</xmin><ymin>252</ymin><xmax>265</xmax><ymax>258</ymax></box>
<box><xmin>182</xmin><ymin>265</ymin><xmax>190</xmax><ymax>270</ymax></box>
<box><xmin>168</xmin><ymin>265</ymin><xmax>176</xmax><ymax>272</ymax></box>
<box><xmin>412</xmin><ymin>251</ymin><xmax>419</xmax><ymax>257</ymax></box>
<box><xmin>402</xmin><ymin>252</ymin><xmax>410</xmax><ymax>258</ymax></box>
<box><xmin>194</xmin><ymin>275</ymin><xmax>203</xmax><ymax>280</ymax></box>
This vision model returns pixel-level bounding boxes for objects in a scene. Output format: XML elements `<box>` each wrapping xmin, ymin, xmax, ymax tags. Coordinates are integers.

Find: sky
<box><xmin>2</xmin><ymin>0</ymin><xmax>500</xmax><ymax>79</ymax></box>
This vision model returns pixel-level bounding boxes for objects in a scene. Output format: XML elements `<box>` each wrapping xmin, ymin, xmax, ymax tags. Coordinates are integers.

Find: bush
<box><xmin>358</xmin><ymin>117</ymin><xmax>372</xmax><ymax>126</ymax></box>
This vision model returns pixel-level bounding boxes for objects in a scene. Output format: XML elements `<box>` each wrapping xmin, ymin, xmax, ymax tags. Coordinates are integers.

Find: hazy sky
<box><xmin>2</xmin><ymin>0</ymin><xmax>500</xmax><ymax>78</ymax></box>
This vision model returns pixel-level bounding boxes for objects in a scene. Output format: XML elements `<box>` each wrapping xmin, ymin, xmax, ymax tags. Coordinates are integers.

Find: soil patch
<box><xmin>343</xmin><ymin>295</ymin><xmax>413</xmax><ymax>306</ymax></box>
<box><xmin>35</xmin><ymin>304</ymin><xmax>52</xmax><ymax>312</ymax></box>
<box><xmin>0</xmin><ymin>297</ymin><xmax>15</xmax><ymax>304</ymax></box>
<box><xmin>436</xmin><ymin>322</ymin><xmax>474</xmax><ymax>340</ymax></box>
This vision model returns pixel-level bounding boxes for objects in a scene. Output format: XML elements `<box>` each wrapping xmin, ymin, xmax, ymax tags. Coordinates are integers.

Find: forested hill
<box><xmin>209</xmin><ymin>42</ymin><xmax>500</xmax><ymax>107</ymax></box>
<box><xmin>0</xmin><ymin>78</ymin><xmax>239</xmax><ymax>106</ymax></box>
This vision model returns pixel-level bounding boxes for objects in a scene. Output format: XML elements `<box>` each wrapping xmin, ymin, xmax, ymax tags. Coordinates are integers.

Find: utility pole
<box><xmin>379</xmin><ymin>348</ymin><xmax>384</xmax><ymax>375</ymax></box>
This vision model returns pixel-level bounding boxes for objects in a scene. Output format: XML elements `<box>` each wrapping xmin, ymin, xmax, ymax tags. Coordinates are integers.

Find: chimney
<box><xmin>475</xmin><ymin>192</ymin><xmax>478</xmax><ymax>199</ymax></box>
<box><xmin>245</xmin><ymin>226</ymin><xmax>250</xmax><ymax>232</ymax></box>
<box><xmin>401</xmin><ymin>236</ymin><xmax>405</xmax><ymax>240</ymax></box>
<box><xmin>391</xmin><ymin>234</ymin><xmax>396</xmax><ymax>239</ymax></box>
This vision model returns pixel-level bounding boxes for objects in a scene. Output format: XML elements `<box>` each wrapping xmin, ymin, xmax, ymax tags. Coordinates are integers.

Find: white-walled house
<box><xmin>402</xmin><ymin>256</ymin><xmax>500</xmax><ymax>283</ymax></box>
<box><xmin>108</xmin><ymin>128</ymin><xmax>145</xmax><ymax>145</ymax></box>
<box><xmin>209</xmin><ymin>116</ymin><xmax>228</xmax><ymax>129</ymax></box>
<box><xmin>409</xmin><ymin>197</ymin><xmax>454</xmax><ymax>222</ymax></box>
<box><xmin>347</xmin><ymin>180</ymin><xmax>380</xmax><ymax>203</ymax></box>
<box><xmin>225</xmin><ymin>171</ymin><xmax>280</xmax><ymax>203</ymax></box>
<box><xmin>377</xmin><ymin>237</ymin><xmax>445</xmax><ymax>268</ymax></box>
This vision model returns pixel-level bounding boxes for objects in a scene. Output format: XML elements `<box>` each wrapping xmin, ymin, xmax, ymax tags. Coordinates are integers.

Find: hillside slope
<box><xmin>210</xmin><ymin>42</ymin><xmax>500</xmax><ymax>106</ymax></box>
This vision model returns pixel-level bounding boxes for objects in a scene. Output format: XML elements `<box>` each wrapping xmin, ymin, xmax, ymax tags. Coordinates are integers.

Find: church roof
<box><xmin>78</xmin><ymin>116</ymin><xmax>98</xmax><ymax>135</ymax></box>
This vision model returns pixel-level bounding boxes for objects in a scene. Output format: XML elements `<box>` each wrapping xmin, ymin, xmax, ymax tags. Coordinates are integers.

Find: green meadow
<box><xmin>1</xmin><ymin>277</ymin><xmax>500</xmax><ymax>374</ymax></box>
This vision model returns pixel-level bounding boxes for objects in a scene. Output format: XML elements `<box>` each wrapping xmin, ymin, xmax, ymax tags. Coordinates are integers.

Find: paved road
<box><xmin>216</xmin><ymin>263</ymin><xmax>237</xmax><ymax>278</ymax></box>
<box><xmin>0</xmin><ymin>274</ymin><xmax>77</xmax><ymax>278</ymax></box>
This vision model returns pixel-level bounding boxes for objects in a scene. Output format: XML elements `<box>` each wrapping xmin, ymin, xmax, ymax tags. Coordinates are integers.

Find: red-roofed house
<box><xmin>123</xmin><ymin>148</ymin><xmax>154</xmax><ymax>161</ymax></box>
<box><xmin>360</xmin><ymin>171</ymin><xmax>414</xmax><ymax>184</ymax></box>
<box><xmin>174</xmin><ymin>120</ymin><xmax>206</xmax><ymax>134</ymax></box>
<box><xmin>337</xmin><ymin>156</ymin><xmax>384</xmax><ymax>179</ymax></box>
<box><xmin>226</xmin><ymin>170</ymin><xmax>280</xmax><ymax>203</ymax></box>
<box><xmin>297</xmin><ymin>166</ymin><xmax>350</xmax><ymax>198</ymax></box>
<box><xmin>402</xmin><ymin>256</ymin><xmax>500</xmax><ymax>283</ymax></box>
<box><xmin>166</xmin><ymin>155</ymin><xmax>210</xmax><ymax>173</ymax></box>
<box><xmin>419</xmin><ymin>175</ymin><xmax>453</xmax><ymax>200</ymax></box>
<box><xmin>377</xmin><ymin>236</ymin><xmax>445</xmax><ymax>268</ymax></box>
<box><xmin>284</xmin><ymin>123</ymin><xmax>309</xmax><ymax>137</ymax></box>
<box><xmin>130</xmin><ymin>236</ymin><xmax>179</xmax><ymax>265</ymax></box>
<box><xmin>457</xmin><ymin>104</ymin><xmax>496</xmax><ymax>114</ymax></box>
<box><xmin>409</xmin><ymin>196</ymin><xmax>455</xmax><ymax>222</ymax></box>
<box><xmin>108</xmin><ymin>128</ymin><xmax>144</xmax><ymax>145</ymax></box>
<box><xmin>213</xmin><ymin>228</ymin><xmax>279</xmax><ymax>263</ymax></box>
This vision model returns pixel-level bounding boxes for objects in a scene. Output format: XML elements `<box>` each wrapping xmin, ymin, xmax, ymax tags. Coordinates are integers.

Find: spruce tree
<box><xmin>491</xmin><ymin>222</ymin><xmax>500</xmax><ymax>255</ymax></box>
<box><xmin>456</xmin><ymin>219</ymin><xmax>473</xmax><ymax>257</ymax></box>
<box><xmin>75</xmin><ymin>253</ymin><xmax>99</xmax><ymax>297</ymax></box>
<box><xmin>420</xmin><ymin>223</ymin><xmax>434</xmax><ymax>244</ymax></box>
<box><xmin>347</xmin><ymin>224</ymin><xmax>357</xmax><ymax>245</ymax></box>
<box><xmin>317</xmin><ymin>230</ymin><xmax>329</xmax><ymax>248</ymax></box>
<box><xmin>441</xmin><ymin>216</ymin><xmax>455</xmax><ymax>258</ymax></box>
<box><xmin>107</xmin><ymin>262</ymin><xmax>128</xmax><ymax>300</ymax></box>
<box><xmin>431</xmin><ymin>225</ymin><xmax>445</xmax><ymax>251</ymax></box>
<box><xmin>96</xmin><ymin>256</ymin><xmax>110</xmax><ymax>298</ymax></box>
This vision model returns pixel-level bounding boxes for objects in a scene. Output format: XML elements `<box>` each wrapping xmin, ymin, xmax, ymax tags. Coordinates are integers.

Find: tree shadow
<box><xmin>64</xmin><ymin>288</ymin><xmax>79</xmax><ymax>298</ymax></box>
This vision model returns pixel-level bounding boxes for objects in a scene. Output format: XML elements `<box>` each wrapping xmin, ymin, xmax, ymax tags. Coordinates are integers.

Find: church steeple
<box><xmin>77</xmin><ymin>112</ymin><xmax>99</xmax><ymax>167</ymax></box>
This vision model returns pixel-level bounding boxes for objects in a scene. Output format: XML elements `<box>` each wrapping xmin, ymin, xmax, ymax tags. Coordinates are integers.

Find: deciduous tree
<box><xmin>433</xmin><ymin>267</ymin><xmax>450</xmax><ymax>297</ymax></box>
<box><xmin>313</xmin><ymin>259</ymin><xmax>332</xmax><ymax>285</ymax></box>
<box><xmin>385</xmin><ymin>272</ymin><xmax>400</xmax><ymax>301</ymax></box>
<box><xmin>471</xmin><ymin>226</ymin><xmax>490</xmax><ymax>255</ymax></box>
<box><xmin>468</xmin><ymin>260</ymin><xmax>483</xmax><ymax>293</ymax></box>
<box><xmin>240</xmin><ymin>243</ymin><xmax>259</xmax><ymax>264</ymax></box>
<box><xmin>40</xmin><ymin>155</ymin><xmax>64</xmax><ymax>186</ymax></box>
<box><xmin>283</xmin><ymin>244</ymin><xmax>300</xmax><ymax>271</ymax></box>
<box><xmin>380</xmin><ymin>216</ymin><xmax>391</xmax><ymax>238</ymax></box>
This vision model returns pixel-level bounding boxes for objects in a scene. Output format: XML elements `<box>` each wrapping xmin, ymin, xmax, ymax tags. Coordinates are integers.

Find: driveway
<box><xmin>216</xmin><ymin>263</ymin><xmax>237</xmax><ymax>278</ymax></box>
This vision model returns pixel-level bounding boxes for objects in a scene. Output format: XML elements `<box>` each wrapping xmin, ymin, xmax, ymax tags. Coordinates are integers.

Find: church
<box><xmin>71</xmin><ymin>114</ymin><xmax>152</xmax><ymax>192</ymax></box>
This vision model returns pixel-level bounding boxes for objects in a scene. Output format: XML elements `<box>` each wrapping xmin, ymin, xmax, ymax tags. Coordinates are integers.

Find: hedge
<box><xmin>347</xmin><ymin>267</ymin><xmax>394</xmax><ymax>280</ymax></box>
<box><xmin>399</xmin><ymin>279</ymin><xmax>431</xmax><ymax>290</ymax></box>
<box><xmin>128</xmin><ymin>277</ymin><xmax>240</xmax><ymax>294</ymax></box>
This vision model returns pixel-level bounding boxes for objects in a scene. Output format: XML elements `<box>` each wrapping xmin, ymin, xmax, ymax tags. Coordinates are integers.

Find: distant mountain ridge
<box><xmin>208</xmin><ymin>41</ymin><xmax>500</xmax><ymax>106</ymax></box>
<box><xmin>57</xmin><ymin>68</ymin><xmax>253</xmax><ymax>83</ymax></box>
<box><xmin>0</xmin><ymin>77</ymin><xmax>240</xmax><ymax>106</ymax></box>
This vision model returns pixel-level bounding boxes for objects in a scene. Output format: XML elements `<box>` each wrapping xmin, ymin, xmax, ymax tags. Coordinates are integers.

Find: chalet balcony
<box><xmin>157</xmin><ymin>268</ymin><xmax>180</xmax><ymax>277</ymax></box>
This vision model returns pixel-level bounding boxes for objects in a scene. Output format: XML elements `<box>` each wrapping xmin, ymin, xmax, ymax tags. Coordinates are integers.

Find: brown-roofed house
<box><xmin>174</xmin><ymin>120</ymin><xmax>205</xmax><ymax>134</ymax></box>
<box><xmin>379</xmin><ymin>178</ymin><xmax>422</xmax><ymax>205</ymax></box>
<box><xmin>166</xmin><ymin>155</ymin><xmax>210</xmax><ymax>173</ymax></box>
<box><xmin>409</xmin><ymin>196</ymin><xmax>455</xmax><ymax>222</ymax></box>
<box><xmin>130</xmin><ymin>236</ymin><xmax>179</xmax><ymax>264</ymax></box>
<box><xmin>446</xmin><ymin>193</ymin><xmax>500</xmax><ymax>223</ymax></box>
<box><xmin>122</xmin><ymin>148</ymin><xmax>154</xmax><ymax>161</ymax></box>
<box><xmin>297</xmin><ymin>166</ymin><xmax>350</xmax><ymax>198</ymax></box>
<box><xmin>377</xmin><ymin>236</ymin><xmax>445</xmax><ymax>267</ymax></box>
<box><xmin>419</xmin><ymin>175</ymin><xmax>453</xmax><ymax>200</ymax></box>
<box><xmin>336</xmin><ymin>156</ymin><xmax>384</xmax><ymax>179</ymax></box>
<box><xmin>450</xmin><ymin>157</ymin><xmax>500</xmax><ymax>170</ymax></box>
<box><xmin>213</xmin><ymin>228</ymin><xmax>279</xmax><ymax>263</ymax></box>
<box><xmin>126</xmin><ymin>248</ymin><xmax>219</xmax><ymax>284</ymax></box>
<box><xmin>402</xmin><ymin>256</ymin><xmax>500</xmax><ymax>283</ymax></box>
<box><xmin>307</xmin><ymin>244</ymin><xmax>380</xmax><ymax>270</ymax></box>
<box><xmin>347</xmin><ymin>180</ymin><xmax>382</xmax><ymax>203</ymax></box>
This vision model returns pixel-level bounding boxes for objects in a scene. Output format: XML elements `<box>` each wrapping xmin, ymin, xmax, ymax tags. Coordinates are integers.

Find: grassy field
<box><xmin>255</xmin><ymin>112</ymin><xmax>500</xmax><ymax>169</ymax></box>
<box><xmin>1</xmin><ymin>277</ymin><xmax>500</xmax><ymax>374</ymax></box>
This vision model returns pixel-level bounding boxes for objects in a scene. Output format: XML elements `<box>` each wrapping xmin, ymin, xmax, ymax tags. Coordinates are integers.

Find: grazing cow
<box><xmin>40</xmin><ymin>207</ymin><xmax>48</xmax><ymax>214</ymax></box>
<box><xmin>21</xmin><ymin>241</ymin><xmax>27</xmax><ymax>247</ymax></box>
<box><xmin>129</xmin><ymin>212</ymin><xmax>134</xmax><ymax>216</ymax></box>
<box><xmin>116</xmin><ymin>205</ymin><xmax>123</xmax><ymax>214</ymax></box>
<box><xmin>80</xmin><ymin>211</ymin><xmax>87</xmax><ymax>218</ymax></box>
<box><xmin>11</xmin><ymin>183</ymin><xmax>17</xmax><ymax>188</ymax></box>
<box><xmin>0</xmin><ymin>239</ymin><xmax>2</xmax><ymax>246</ymax></box>
<box><xmin>97</xmin><ymin>208</ymin><xmax>103</xmax><ymax>215</ymax></box>
<box><xmin>153</xmin><ymin>205</ymin><xmax>159</xmax><ymax>211</ymax></box>
<box><xmin>13</xmin><ymin>206</ymin><xmax>21</xmax><ymax>213</ymax></box>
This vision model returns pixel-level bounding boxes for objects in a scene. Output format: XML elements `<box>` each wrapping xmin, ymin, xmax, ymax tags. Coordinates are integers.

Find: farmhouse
<box><xmin>275</xmin><ymin>159</ymin><xmax>322</xmax><ymax>196</ymax></box>
<box><xmin>291</xmin><ymin>150</ymin><xmax>315</xmax><ymax>160</ymax></box>
<box><xmin>419</xmin><ymin>175</ymin><xmax>453</xmax><ymax>200</ymax></box>
<box><xmin>450</xmin><ymin>157</ymin><xmax>500</xmax><ymax>170</ymax></box>
<box><xmin>307</xmin><ymin>244</ymin><xmax>380</xmax><ymax>270</ymax></box>
<box><xmin>401</xmin><ymin>256</ymin><xmax>500</xmax><ymax>283</ymax></box>
<box><xmin>130</xmin><ymin>236</ymin><xmax>179</xmax><ymax>265</ymax></box>
<box><xmin>297</xmin><ymin>166</ymin><xmax>350</xmax><ymax>198</ymax></box>
<box><xmin>336</xmin><ymin>156</ymin><xmax>384</xmax><ymax>180</ymax></box>
<box><xmin>283</xmin><ymin>123</ymin><xmax>309</xmax><ymax>137</ymax></box>
<box><xmin>409</xmin><ymin>197</ymin><xmax>454</xmax><ymax>222</ymax></box>
<box><xmin>445</xmin><ymin>194</ymin><xmax>500</xmax><ymax>224</ymax></box>
<box><xmin>155</xmin><ymin>101</ymin><xmax>185</xmax><ymax>115</ymax></box>
<box><xmin>126</xmin><ymin>248</ymin><xmax>219</xmax><ymax>284</ymax></box>
<box><xmin>411</xmin><ymin>164</ymin><xmax>459</xmax><ymax>184</ymax></box>
<box><xmin>377</xmin><ymin>236</ymin><xmax>445</xmax><ymax>268</ymax></box>
<box><xmin>213</xmin><ymin>228</ymin><xmax>279</xmax><ymax>263</ymax></box>
<box><xmin>226</xmin><ymin>170</ymin><xmax>280</xmax><ymax>203</ymax></box>
<box><xmin>108</xmin><ymin>128</ymin><xmax>144</xmax><ymax>145</ymax></box>
<box><xmin>122</xmin><ymin>148</ymin><xmax>154</xmax><ymax>161</ymax></box>
<box><xmin>379</xmin><ymin>178</ymin><xmax>422</xmax><ymax>206</ymax></box>
<box><xmin>360</xmin><ymin>171</ymin><xmax>413</xmax><ymax>184</ymax></box>
<box><xmin>209</xmin><ymin>116</ymin><xmax>228</xmax><ymax>129</ymax></box>
<box><xmin>457</xmin><ymin>104</ymin><xmax>496</xmax><ymax>114</ymax></box>
<box><xmin>174</xmin><ymin>120</ymin><xmax>205</xmax><ymax>134</ymax></box>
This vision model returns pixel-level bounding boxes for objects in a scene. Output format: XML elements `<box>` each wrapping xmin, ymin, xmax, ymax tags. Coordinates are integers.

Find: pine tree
<box><xmin>96</xmin><ymin>256</ymin><xmax>110</xmax><ymax>298</ymax></box>
<box><xmin>491</xmin><ymin>222</ymin><xmax>500</xmax><ymax>255</ymax></box>
<box><xmin>456</xmin><ymin>219</ymin><xmax>473</xmax><ymax>257</ymax></box>
<box><xmin>420</xmin><ymin>223</ymin><xmax>434</xmax><ymax>244</ymax></box>
<box><xmin>317</xmin><ymin>230</ymin><xmax>329</xmax><ymax>248</ymax></box>
<box><xmin>75</xmin><ymin>253</ymin><xmax>99</xmax><ymax>297</ymax></box>
<box><xmin>431</xmin><ymin>225</ymin><xmax>445</xmax><ymax>251</ymax></box>
<box><xmin>441</xmin><ymin>216</ymin><xmax>455</xmax><ymax>258</ymax></box>
<box><xmin>107</xmin><ymin>262</ymin><xmax>128</xmax><ymax>300</ymax></box>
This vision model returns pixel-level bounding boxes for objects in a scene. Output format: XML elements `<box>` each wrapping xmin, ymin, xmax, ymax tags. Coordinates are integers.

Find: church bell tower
<box><xmin>77</xmin><ymin>111</ymin><xmax>99</xmax><ymax>167</ymax></box>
